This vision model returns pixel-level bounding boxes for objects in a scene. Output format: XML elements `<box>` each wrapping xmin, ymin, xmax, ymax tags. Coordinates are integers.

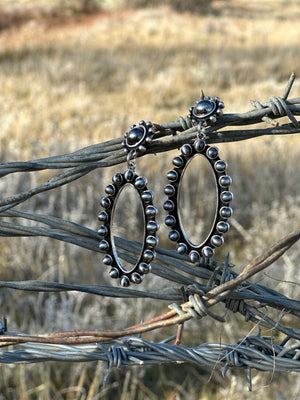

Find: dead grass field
<box><xmin>0</xmin><ymin>1</ymin><xmax>300</xmax><ymax>399</ymax></box>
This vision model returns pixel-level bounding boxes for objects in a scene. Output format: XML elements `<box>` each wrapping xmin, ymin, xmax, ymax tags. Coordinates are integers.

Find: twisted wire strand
<box><xmin>0</xmin><ymin>336</ymin><xmax>299</xmax><ymax>373</ymax></box>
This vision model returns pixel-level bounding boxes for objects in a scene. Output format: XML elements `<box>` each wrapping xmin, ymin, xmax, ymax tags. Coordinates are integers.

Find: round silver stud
<box><xmin>215</xmin><ymin>160</ymin><xmax>227</xmax><ymax>172</ymax></box>
<box><xmin>202</xmin><ymin>246</ymin><xmax>214</xmax><ymax>258</ymax></box>
<box><xmin>210</xmin><ymin>115</ymin><xmax>217</xmax><ymax>124</ymax></box>
<box><xmin>173</xmin><ymin>156</ymin><xmax>184</xmax><ymax>168</ymax></box>
<box><xmin>141</xmin><ymin>190</ymin><xmax>153</xmax><ymax>202</ymax></box>
<box><xmin>98</xmin><ymin>211</ymin><xmax>109</xmax><ymax>222</ymax></box>
<box><xmin>169</xmin><ymin>230</ymin><xmax>180</xmax><ymax>241</ymax></box>
<box><xmin>193</xmin><ymin>99</ymin><xmax>216</xmax><ymax>119</ymax></box>
<box><xmin>112</xmin><ymin>173</ymin><xmax>123</xmax><ymax>186</ymax></box>
<box><xmin>120</xmin><ymin>276</ymin><xmax>130</xmax><ymax>287</ymax></box>
<box><xmin>220</xmin><ymin>206</ymin><xmax>233</xmax><ymax>219</ymax></box>
<box><xmin>131</xmin><ymin>272</ymin><xmax>142</xmax><ymax>284</ymax></box>
<box><xmin>138</xmin><ymin>262</ymin><xmax>151</xmax><ymax>274</ymax></box>
<box><xmin>100</xmin><ymin>197</ymin><xmax>111</xmax><ymax>209</ymax></box>
<box><xmin>163</xmin><ymin>200</ymin><xmax>175</xmax><ymax>212</ymax></box>
<box><xmin>146</xmin><ymin>221</ymin><xmax>159</xmax><ymax>232</ymax></box>
<box><xmin>103</xmin><ymin>255</ymin><xmax>113</xmax><ymax>266</ymax></box>
<box><xmin>145</xmin><ymin>205</ymin><xmax>158</xmax><ymax>217</ymax></box>
<box><xmin>164</xmin><ymin>184</ymin><xmax>175</xmax><ymax>197</ymax></box>
<box><xmin>181</xmin><ymin>144</ymin><xmax>193</xmax><ymax>156</ymax></box>
<box><xmin>99</xmin><ymin>240</ymin><xmax>109</xmax><ymax>252</ymax></box>
<box><xmin>124</xmin><ymin>170</ymin><xmax>135</xmax><ymax>182</ymax></box>
<box><xmin>135</xmin><ymin>176</ymin><xmax>147</xmax><ymax>189</ymax></box>
<box><xmin>167</xmin><ymin>170</ymin><xmax>179</xmax><ymax>182</ymax></box>
<box><xmin>98</xmin><ymin>226</ymin><xmax>108</xmax><ymax>237</ymax></box>
<box><xmin>219</xmin><ymin>175</ymin><xmax>232</xmax><ymax>188</ymax></box>
<box><xmin>194</xmin><ymin>139</ymin><xmax>206</xmax><ymax>152</ymax></box>
<box><xmin>189</xmin><ymin>250</ymin><xmax>200</xmax><ymax>263</ymax></box>
<box><xmin>207</xmin><ymin>147</ymin><xmax>219</xmax><ymax>159</ymax></box>
<box><xmin>105</xmin><ymin>184</ymin><xmax>116</xmax><ymax>196</ymax></box>
<box><xmin>165</xmin><ymin>215</ymin><xmax>176</xmax><ymax>227</ymax></box>
<box><xmin>109</xmin><ymin>268</ymin><xmax>119</xmax><ymax>279</ymax></box>
<box><xmin>211</xmin><ymin>235</ymin><xmax>224</xmax><ymax>247</ymax></box>
<box><xmin>177</xmin><ymin>243</ymin><xmax>188</xmax><ymax>255</ymax></box>
<box><xmin>143</xmin><ymin>250</ymin><xmax>155</xmax><ymax>262</ymax></box>
<box><xmin>220</xmin><ymin>191</ymin><xmax>233</xmax><ymax>203</ymax></box>
<box><xmin>217</xmin><ymin>221</ymin><xmax>230</xmax><ymax>233</ymax></box>
<box><xmin>146</xmin><ymin>235</ymin><xmax>159</xmax><ymax>247</ymax></box>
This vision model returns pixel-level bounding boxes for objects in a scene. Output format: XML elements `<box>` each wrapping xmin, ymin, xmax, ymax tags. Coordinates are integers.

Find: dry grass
<box><xmin>0</xmin><ymin>1</ymin><xmax>300</xmax><ymax>399</ymax></box>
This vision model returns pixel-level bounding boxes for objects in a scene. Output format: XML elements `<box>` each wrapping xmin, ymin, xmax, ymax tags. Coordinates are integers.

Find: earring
<box><xmin>98</xmin><ymin>121</ymin><xmax>159</xmax><ymax>287</ymax></box>
<box><xmin>163</xmin><ymin>95</ymin><xmax>233</xmax><ymax>263</ymax></box>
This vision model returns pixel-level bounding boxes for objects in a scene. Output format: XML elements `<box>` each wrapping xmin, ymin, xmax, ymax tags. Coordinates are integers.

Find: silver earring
<box><xmin>164</xmin><ymin>95</ymin><xmax>233</xmax><ymax>263</ymax></box>
<box><xmin>98</xmin><ymin>121</ymin><xmax>159</xmax><ymax>287</ymax></box>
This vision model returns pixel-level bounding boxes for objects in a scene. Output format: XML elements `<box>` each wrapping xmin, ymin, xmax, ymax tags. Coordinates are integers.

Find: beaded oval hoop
<box><xmin>98</xmin><ymin>121</ymin><xmax>159</xmax><ymax>287</ymax></box>
<box><xmin>164</xmin><ymin>95</ymin><xmax>233</xmax><ymax>263</ymax></box>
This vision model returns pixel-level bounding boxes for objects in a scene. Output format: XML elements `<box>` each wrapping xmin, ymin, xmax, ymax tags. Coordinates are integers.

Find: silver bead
<box><xmin>126</xmin><ymin>126</ymin><xmax>144</xmax><ymax>147</ymax></box>
<box><xmin>181</xmin><ymin>144</ymin><xmax>193</xmax><ymax>156</ymax></box>
<box><xmin>220</xmin><ymin>206</ymin><xmax>233</xmax><ymax>219</ymax></box>
<box><xmin>167</xmin><ymin>170</ymin><xmax>178</xmax><ymax>182</ymax></box>
<box><xmin>172</xmin><ymin>156</ymin><xmax>184</xmax><ymax>168</ymax></box>
<box><xmin>135</xmin><ymin>176</ymin><xmax>148</xmax><ymax>189</ymax></box>
<box><xmin>218</xmin><ymin>101</ymin><xmax>225</xmax><ymax>109</ymax></box>
<box><xmin>215</xmin><ymin>160</ymin><xmax>227</xmax><ymax>172</ymax></box>
<box><xmin>146</xmin><ymin>235</ymin><xmax>159</xmax><ymax>247</ymax></box>
<box><xmin>112</xmin><ymin>173</ymin><xmax>123</xmax><ymax>186</ymax></box>
<box><xmin>163</xmin><ymin>200</ymin><xmax>175</xmax><ymax>212</ymax></box>
<box><xmin>99</xmin><ymin>240</ymin><xmax>109</xmax><ymax>251</ymax></box>
<box><xmin>131</xmin><ymin>272</ymin><xmax>142</xmax><ymax>284</ymax></box>
<box><xmin>177</xmin><ymin>243</ymin><xmax>188</xmax><ymax>255</ymax></box>
<box><xmin>169</xmin><ymin>230</ymin><xmax>180</xmax><ymax>242</ymax></box>
<box><xmin>138</xmin><ymin>262</ymin><xmax>151</xmax><ymax>274</ymax></box>
<box><xmin>141</xmin><ymin>190</ymin><xmax>153</xmax><ymax>202</ymax></box>
<box><xmin>100</xmin><ymin>197</ymin><xmax>111</xmax><ymax>209</ymax></box>
<box><xmin>217</xmin><ymin>221</ymin><xmax>230</xmax><ymax>233</ymax></box>
<box><xmin>194</xmin><ymin>139</ymin><xmax>206</xmax><ymax>153</ymax></box>
<box><xmin>207</xmin><ymin>146</ymin><xmax>219</xmax><ymax>159</ymax></box>
<box><xmin>202</xmin><ymin>246</ymin><xmax>214</xmax><ymax>258</ymax></box>
<box><xmin>145</xmin><ymin>205</ymin><xmax>158</xmax><ymax>217</ymax></box>
<box><xmin>211</xmin><ymin>235</ymin><xmax>224</xmax><ymax>247</ymax></box>
<box><xmin>210</xmin><ymin>115</ymin><xmax>217</xmax><ymax>124</ymax></box>
<box><xmin>109</xmin><ymin>268</ymin><xmax>119</xmax><ymax>279</ymax></box>
<box><xmin>124</xmin><ymin>169</ymin><xmax>135</xmax><ymax>182</ymax></box>
<box><xmin>164</xmin><ymin>184</ymin><xmax>175</xmax><ymax>197</ymax></box>
<box><xmin>193</xmin><ymin>99</ymin><xmax>215</xmax><ymax>118</ymax></box>
<box><xmin>105</xmin><ymin>184</ymin><xmax>116</xmax><ymax>196</ymax></box>
<box><xmin>143</xmin><ymin>250</ymin><xmax>155</xmax><ymax>262</ymax></box>
<box><xmin>216</xmin><ymin>108</ymin><xmax>223</xmax><ymax>117</ymax></box>
<box><xmin>189</xmin><ymin>250</ymin><xmax>200</xmax><ymax>263</ymax></box>
<box><xmin>120</xmin><ymin>276</ymin><xmax>130</xmax><ymax>287</ymax></box>
<box><xmin>98</xmin><ymin>211</ymin><xmax>109</xmax><ymax>222</ymax></box>
<box><xmin>219</xmin><ymin>175</ymin><xmax>232</xmax><ymax>188</ymax></box>
<box><xmin>98</xmin><ymin>225</ymin><xmax>108</xmax><ymax>237</ymax></box>
<box><xmin>220</xmin><ymin>191</ymin><xmax>233</xmax><ymax>203</ymax></box>
<box><xmin>103</xmin><ymin>255</ymin><xmax>113</xmax><ymax>265</ymax></box>
<box><xmin>165</xmin><ymin>215</ymin><xmax>176</xmax><ymax>227</ymax></box>
<box><xmin>138</xmin><ymin>145</ymin><xmax>146</xmax><ymax>154</ymax></box>
<box><xmin>146</xmin><ymin>221</ymin><xmax>159</xmax><ymax>232</ymax></box>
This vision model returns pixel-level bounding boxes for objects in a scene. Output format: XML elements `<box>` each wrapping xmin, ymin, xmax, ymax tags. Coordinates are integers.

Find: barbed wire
<box><xmin>0</xmin><ymin>73</ymin><xmax>299</xmax><ymax>390</ymax></box>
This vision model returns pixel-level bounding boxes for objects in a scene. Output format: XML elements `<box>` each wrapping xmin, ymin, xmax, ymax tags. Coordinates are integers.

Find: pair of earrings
<box><xmin>98</xmin><ymin>96</ymin><xmax>233</xmax><ymax>287</ymax></box>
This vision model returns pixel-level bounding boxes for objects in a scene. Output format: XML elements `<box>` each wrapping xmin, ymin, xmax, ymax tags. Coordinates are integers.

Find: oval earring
<box><xmin>164</xmin><ymin>95</ymin><xmax>233</xmax><ymax>263</ymax></box>
<box><xmin>98</xmin><ymin>121</ymin><xmax>159</xmax><ymax>287</ymax></box>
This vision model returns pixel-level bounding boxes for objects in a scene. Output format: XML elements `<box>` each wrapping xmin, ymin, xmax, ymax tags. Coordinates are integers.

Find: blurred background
<box><xmin>0</xmin><ymin>0</ymin><xmax>300</xmax><ymax>398</ymax></box>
